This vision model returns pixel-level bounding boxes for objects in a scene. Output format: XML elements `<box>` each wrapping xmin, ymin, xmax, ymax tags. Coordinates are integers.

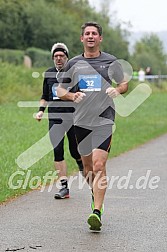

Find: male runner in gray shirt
<box><xmin>57</xmin><ymin>21</ymin><xmax>128</xmax><ymax>231</ymax></box>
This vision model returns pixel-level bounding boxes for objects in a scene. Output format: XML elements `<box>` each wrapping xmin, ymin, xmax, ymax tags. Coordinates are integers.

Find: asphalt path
<box><xmin>0</xmin><ymin>134</ymin><xmax>167</xmax><ymax>252</ymax></box>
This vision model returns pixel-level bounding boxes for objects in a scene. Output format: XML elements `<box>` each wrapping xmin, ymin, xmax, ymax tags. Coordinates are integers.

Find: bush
<box><xmin>25</xmin><ymin>47</ymin><xmax>53</xmax><ymax>68</ymax></box>
<box><xmin>0</xmin><ymin>48</ymin><xmax>24</xmax><ymax>65</ymax></box>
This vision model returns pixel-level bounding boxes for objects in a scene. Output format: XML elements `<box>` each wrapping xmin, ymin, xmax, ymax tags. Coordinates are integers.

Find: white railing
<box><xmin>133</xmin><ymin>75</ymin><xmax>167</xmax><ymax>80</ymax></box>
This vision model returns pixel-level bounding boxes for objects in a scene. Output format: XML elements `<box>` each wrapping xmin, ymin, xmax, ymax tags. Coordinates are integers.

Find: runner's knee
<box><xmin>93</xmin><ymin>159</ymin><xmax>106</xmax><ymax>174</ymax></box>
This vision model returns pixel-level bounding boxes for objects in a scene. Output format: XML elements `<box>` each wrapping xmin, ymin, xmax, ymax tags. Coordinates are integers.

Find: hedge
<box><xmin>25</xmin><ymin>47</ymin><xmax>53</xmax><ymax>68</ymax></box>
<box><xmin>0</xmin><ymin>49</ymin><xmax>24</xmax><ymax>65</ymax></box>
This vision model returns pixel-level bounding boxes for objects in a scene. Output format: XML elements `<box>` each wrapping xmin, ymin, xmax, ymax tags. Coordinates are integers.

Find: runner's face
<box><xmin>80</xmin><ymin>26</ymin><xmax>102</xmax><ymax>49</ymax></box>
<box><xmin>53</xmin><ymin>51</ymin><xmax>67</xmax><ymax>70</ymax></box>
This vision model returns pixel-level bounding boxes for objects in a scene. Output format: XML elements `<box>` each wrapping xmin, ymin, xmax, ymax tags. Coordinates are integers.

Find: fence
<box><xmin>133</xmin><ymin>75</ymin><xmax>167</xmax><ymax>86</ymax></box>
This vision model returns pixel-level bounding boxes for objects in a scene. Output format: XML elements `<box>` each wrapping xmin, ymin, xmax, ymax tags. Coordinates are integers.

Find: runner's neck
<box><xmin>83</xmin><ymin>51</ymin><xmax>101</xmax><ymax>58</ymax></box>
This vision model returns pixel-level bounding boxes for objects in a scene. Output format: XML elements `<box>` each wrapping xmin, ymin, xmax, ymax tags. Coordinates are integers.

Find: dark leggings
<box><xmin>49</xmin><ymin>119</ymin><xmax>81</xmax><ymax>162</ymax></box>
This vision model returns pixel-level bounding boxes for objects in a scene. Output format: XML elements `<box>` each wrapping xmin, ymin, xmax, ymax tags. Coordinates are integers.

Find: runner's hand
<box><xmin>106</xmin><ymin>87</ymin><xmax>119</xmax><ymax>98</ymax></box>
<box><xmin>35</xmin><ymin>111</ymin><xmax>44</xmax><ymax>121</ymax></box>
<box><xmin>73</xmin><ymin>92</ymin><xmax>86</xmax><ymax>103</ymax></box>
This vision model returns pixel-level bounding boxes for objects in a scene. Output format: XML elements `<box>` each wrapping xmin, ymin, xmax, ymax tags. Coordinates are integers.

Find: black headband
<box><xmin>52</xmin><ymin>48</ymin><xmax>68</xmax><ymax>58</ymax></box>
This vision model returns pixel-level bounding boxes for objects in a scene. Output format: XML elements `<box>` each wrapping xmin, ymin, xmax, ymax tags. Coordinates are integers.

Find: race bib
<box><xmin>52</xmin><ymin>84</ymin><xmax>60</xmax><ymax>100</ymax></box>
<box><xmin>78</xmin><ymin>74</ymin><xmax>101</xmax><ymax>92</ymax></box>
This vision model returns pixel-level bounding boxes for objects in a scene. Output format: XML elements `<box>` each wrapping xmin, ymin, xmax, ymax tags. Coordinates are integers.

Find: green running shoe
<box><xmin>87</xmin><ymin>213</ymin><xmax>102</xmax><ymax>231</ymax></box>
<box><xmin>91</xmin><ymin>193</ymin><xmax>104</xmax><ymax>215</ymax></box>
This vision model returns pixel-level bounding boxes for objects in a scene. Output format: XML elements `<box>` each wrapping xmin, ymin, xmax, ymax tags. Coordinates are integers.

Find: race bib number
<box><xmin>78</xmin><ymin>74</ymin><xmax>101</xmax><ymax>92</ymax></box>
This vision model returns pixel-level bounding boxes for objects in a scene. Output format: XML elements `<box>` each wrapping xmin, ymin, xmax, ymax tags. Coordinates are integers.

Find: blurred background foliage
<box><xmin>0</xmin><ymin>0</ymin><xmax>166</xmax><ymax>73</ymax></box>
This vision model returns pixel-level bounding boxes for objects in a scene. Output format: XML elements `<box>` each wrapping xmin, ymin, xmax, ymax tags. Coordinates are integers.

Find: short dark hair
<box><xmin>81</xmin><ymin>22</ymin><xmax>102</xmax><ymax>36</ymax></box>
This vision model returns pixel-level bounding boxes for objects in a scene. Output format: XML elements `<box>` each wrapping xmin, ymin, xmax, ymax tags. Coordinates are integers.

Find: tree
<box><xmin>131</xmin><ymin>34</ymin><xmax>167</xmax><ymax>74</ymax></box>
<box><xmin>0</xmin><ymin>0</ymin><xmax>30</xmax><ymax>49</ymax></box>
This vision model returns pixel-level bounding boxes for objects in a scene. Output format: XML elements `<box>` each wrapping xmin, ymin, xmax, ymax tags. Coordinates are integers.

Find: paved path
<box><xmin>0</xmin><ymin>134</ymin><xmax>167</xmax><ymax>252</ymax></box>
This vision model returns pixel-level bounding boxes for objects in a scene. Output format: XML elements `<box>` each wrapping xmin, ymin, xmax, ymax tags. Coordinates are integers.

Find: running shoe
<box><xmin>54</xmin><ymin>188</ymin><xmax>69</xmax><ymax>199</ymax></box>
<box><xmin>87</xmin><ymin>213</ymin><xmax>102</xmax><ymax>231</ymax></box>
<box><xmin>91</xmin><ymin>193</ymin><xmax>104</xmax><ymax>215</ymax></box>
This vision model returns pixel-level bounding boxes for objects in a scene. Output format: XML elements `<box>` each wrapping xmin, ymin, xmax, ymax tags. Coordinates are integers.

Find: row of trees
<box><xmin>0</xmin><ymin>0</ymin><xmax>129</xmax><ymax>59</ymax></box>
<box><xmin>0</xmin><ymin>0</ymin><xmax>166</xmax><ymax>74</ymax></box>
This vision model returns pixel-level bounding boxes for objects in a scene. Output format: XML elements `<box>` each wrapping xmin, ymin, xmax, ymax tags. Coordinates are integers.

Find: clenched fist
<box><xmin>35</xmin><ymin>111</ymin><xmax>44</xmax><ymax>121</ymax></box>
<box><xmin>73</xmin><ymin>92</ymin><xmax>86</xmax><ymax>103</ymax></box>
<box><xmin>106</xmin><ymin>87</ymin><xmax>119</xmax><ymax>98</ymax></box>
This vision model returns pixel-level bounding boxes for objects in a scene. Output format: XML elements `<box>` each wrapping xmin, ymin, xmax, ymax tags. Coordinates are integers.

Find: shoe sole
<box><xmin>87</xmin><ymin>214</ymin><xmax>102</xmax><ymax>231</ymax></box>
<box><xmin>54</xmin><ymin>194</ymin><xmax>70</xmax><ymax>199</ymax></box>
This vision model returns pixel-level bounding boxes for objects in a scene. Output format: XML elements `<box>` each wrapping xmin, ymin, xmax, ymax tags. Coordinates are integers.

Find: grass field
<box><xmin>110</xmin><ymin>91</ymin><xmax>167</xmax><ymax>157</ymax></box>
<box><xmin>1</xmin><ymin>63</ymin><xmax>167</xmax><ymax>203</ymax></box>
<box><xmin>1</xmin><ymin>90</ymin><xmax>167</xmax><ymax>203</ymax></box>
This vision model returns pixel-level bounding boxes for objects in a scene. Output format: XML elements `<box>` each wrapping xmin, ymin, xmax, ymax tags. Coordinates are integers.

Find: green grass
<box><xmin>110</xmin><ymin>91</ymin><xmax>167</xmax><ymax>157</ymax></box>
<box><xmin>1</xmin><ymin>91</ymin><xmax>167</xmax><ymax>203</ymax></box>
<box><xmin>1</xmin><ymin>62</ymin><xmax>167</xmax><ymax>203</ymax></box>
<box><xmin>0</xmin><ymin>62</ymin><xmax>45</xmax><ymax>104</ymax></box>
<box><xmin>0</xmin><ymin>104</ymin><xmax>79</xmax><ymax>203</ymax></box>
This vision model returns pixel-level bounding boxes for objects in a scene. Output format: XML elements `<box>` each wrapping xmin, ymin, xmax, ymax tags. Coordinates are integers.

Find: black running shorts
<box><xmin>74</xmin><ymin>125</ymin><xmax>112</xmax><ymax>156</ymax></box>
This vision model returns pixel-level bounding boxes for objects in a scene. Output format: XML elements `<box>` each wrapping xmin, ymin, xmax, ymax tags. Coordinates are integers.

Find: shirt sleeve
<box><xmin>108</xmin><ymin>60</ymin><xmax>124</xmax><ymax>84</ymax></box>
<box><xmin>41</xmin><ymin>73</ymin><xmax>49</xmax><ymax>101</ymax></box>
